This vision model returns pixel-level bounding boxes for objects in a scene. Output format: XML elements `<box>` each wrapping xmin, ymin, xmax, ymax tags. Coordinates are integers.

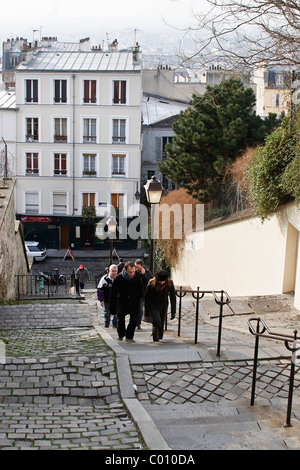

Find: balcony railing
<box><xmin>54</xmin><ymin>135</ymin><xmax>67</xmax><ymax>143</ymax></box>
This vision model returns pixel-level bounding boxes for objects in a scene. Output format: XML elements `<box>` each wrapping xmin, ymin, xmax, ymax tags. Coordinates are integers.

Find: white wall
<box><xmin>171</xmin><ymin>203</ymin><xmax>300</xmax><ymax>309</ymax></box>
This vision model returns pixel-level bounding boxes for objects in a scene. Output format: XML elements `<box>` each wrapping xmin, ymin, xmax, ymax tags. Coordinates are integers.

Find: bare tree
<box><xmin>177</xmin><ymin>0</ymin><xmax>300</xmax><ymax>69</ymax></box>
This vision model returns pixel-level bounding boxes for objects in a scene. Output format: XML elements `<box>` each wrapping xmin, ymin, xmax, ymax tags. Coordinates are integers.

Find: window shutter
<box><xmin>91</xmin><ymin>80</ymin><xmax>96</xmax><ymax>103</ymax></box>
<box><xmin>26</xmin><ymin>80</ymin><xmax>31</xmax><ymax>102</ymax></box>
<box><xmin>61</xmin><ymin>80</ymin><xmax>67</xmax><ymax>103</ymax></box>
<box><xmin>84</xmin><ymin>80</ymin><xmax>89</xmax><ymax>103</ymax></box>
<box><xmin>155</xmin><ymin>137</ymin><xmax>162</xmax><ymax>160</ymax></box>
<box><xmin>121</xmin><ymin>81</ymin><xmax>126</xmax><ymax>104</ymax></box>
<box><xmin>113</xmin><ymin>81</ymin><xmax>119</xmax><ymax>103</ymax></box>
<box><xmin>33</xmin><ymin>80</ymin><xmax>38</xmax><ymax>102</ymax></box>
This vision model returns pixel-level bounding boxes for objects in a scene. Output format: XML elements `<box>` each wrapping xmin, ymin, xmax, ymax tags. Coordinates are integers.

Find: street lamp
<box><xmin>144</xmin><ymin>176</ymin><xmax>164</xmax><ymax>273</ymax></box>
<box><xmin>106</xmin><ymin>216</ymin><xmax>117</xmax><ymax>265</ymax></box>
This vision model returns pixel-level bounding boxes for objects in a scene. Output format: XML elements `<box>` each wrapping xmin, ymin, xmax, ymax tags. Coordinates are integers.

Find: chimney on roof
<box><xmin>109</xmin><ymin>39</ymin><xmax>118</xmax><ymax>52</ymax></box>
<box><xmin>79</xmin><ymin>37</ymin><xmax>91</xmax><ymax>51</ymax></box>
<box><xmin>132</xmin><ymin>42</ymin><xmax>140</xmax><ymax>64</ymax></box>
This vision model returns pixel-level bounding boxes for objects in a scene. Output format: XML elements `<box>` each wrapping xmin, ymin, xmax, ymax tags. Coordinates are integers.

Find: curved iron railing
<box><xmin>175</xmin><ymin>287</ymin><xmax>231</xmax><ymax>357</ymax></box>
<box><xmin>248</xmin><ymin>317</ymin><xmax>300</xmax><ymax>428</ymax></box>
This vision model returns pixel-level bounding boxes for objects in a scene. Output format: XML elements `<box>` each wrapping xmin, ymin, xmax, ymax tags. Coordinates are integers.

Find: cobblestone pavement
<box><xmin>0</xmin><ymin>302</ymin><xmax>144</xmax><ymax>450</ymax></box>
<box><xmin>84</xmin><ymin>290</ymin><xmax>300</xmax><ymax>408</ymax></box>
<box><xmin>132</xmin><ymin>359</ymin><xmax>300</xmax><ymax>405</ymax></box>
<box><xmin>2</xmin><ymin>292</ymin><xmax>300</xmax><ymax>450</ymax></box>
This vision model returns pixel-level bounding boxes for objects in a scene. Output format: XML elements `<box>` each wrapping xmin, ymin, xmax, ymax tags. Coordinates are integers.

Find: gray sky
<box><xmin>1</xmin><ymin>0</ymin><xmax>204</xmax><ymax>47</ymax></box>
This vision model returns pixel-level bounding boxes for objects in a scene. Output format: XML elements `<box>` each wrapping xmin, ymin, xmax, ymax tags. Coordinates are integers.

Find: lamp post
<box><xmin>144</xmin><ymin>176</ymin><xmax>164</xmax><ymax>273</ymax></box>
<box><xmin>106</xmin><ymin>216</ymin><xmax>117</xmax><ymax>265</ymax></box>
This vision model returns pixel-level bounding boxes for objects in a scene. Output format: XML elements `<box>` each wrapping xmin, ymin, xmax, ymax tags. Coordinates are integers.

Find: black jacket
<box><xmin>145</xmin><ymin>279</ymin><xmax>176</xmax><ymax>317</ymax></box>
<box><xmin>97</xmin><ymin>274</ymin><xmax>114</xmax><ymax>303</ymax></box>
<box><xmin>110</xmin><ymin>271</ymin><xmax>146</xmax><ymax>316</ymax></box>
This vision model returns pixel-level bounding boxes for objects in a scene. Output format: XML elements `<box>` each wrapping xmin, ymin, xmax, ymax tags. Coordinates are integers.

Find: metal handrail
<box><xmin>248</xmin><ymin>317</ymin><xmax>300</xmax><ymax>427</ymax></box>
<box><xmin>175</xmin><ymin>287</ymin><xmax>231</xmax><ymax>357</ymax></box>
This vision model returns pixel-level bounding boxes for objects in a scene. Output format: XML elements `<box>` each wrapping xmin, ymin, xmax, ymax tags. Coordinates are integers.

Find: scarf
<box><xmin>122</xmin><ymin>268</ymin><xmax>135</xmax><ymax>281</ymax></box>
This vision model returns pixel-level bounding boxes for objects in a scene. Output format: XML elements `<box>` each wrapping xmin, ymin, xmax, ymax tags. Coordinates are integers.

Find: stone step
<box><xmin>144</xmin><ymin>401</ymin><xmax>300</xmax><ymax>450</ymax></box>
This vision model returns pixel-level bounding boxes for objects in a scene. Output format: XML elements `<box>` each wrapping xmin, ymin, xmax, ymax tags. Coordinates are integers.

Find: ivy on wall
<box><xmin>246</xmin><ymin>111</ymin><xmax>300</xmax><ymax>221</ymax></box>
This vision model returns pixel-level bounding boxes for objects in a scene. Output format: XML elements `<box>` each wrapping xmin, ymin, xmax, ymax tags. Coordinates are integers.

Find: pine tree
<box><xmin>159</xmin><ymin>78</ymin><xmax>274</xmax><ymax>203</ymax></box>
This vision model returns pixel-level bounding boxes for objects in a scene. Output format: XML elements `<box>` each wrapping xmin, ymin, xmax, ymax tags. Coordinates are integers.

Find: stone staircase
<box><xmin>144</xmin><ymin>398</ymin><xmax>300</xmax><ymax>450</ymax></box>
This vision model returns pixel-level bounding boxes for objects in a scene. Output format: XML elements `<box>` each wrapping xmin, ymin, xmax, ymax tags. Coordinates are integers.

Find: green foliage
<box><xmin>159</xmin><ymin>78</ymin><xmax>278</xmax><ymax>203</ymax></box>
<box><xmin>246</xmin><ymin>114</ymin><xmax>299</xmax><ymax>221</ymax></box>
<box><xmin>281</xmin><ymin>153</ymin><xmax>300</xmax><ymax>204</ymax></box>
<box><xmin>81</xmin><ymin>206</ymin><xmax>96</xmax><ymax>223</ymax></box>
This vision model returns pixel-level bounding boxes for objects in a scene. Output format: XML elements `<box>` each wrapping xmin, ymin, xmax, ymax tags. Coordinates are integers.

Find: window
<box><xmin>54</xmin><ymin>153</ymin><xmax>67</xmax><ymax>175</ymax></box>
<box><xmin>147</xmin><ymin>170</ymin><xmax>155</xmax><ymax>180</ymax></box>
<box><xmin>82</xmin><ymin>193</ymin><xmax>95</xmax><ymax>208</ymax></box>
<box><xmin>26</xmin><ymin>152</ymin><xmax>39</xmax><ymax>175</ymax></box>
<box><xmin>10</xmin><ymin>56</ymin><xmax>18</xmax><ymax>69</ymax></box>
<box><xmin>113</xmin><ymin>80</ymin><xmax>126</xmax><ymax>104</ymax></box>
<box><xmin>83</xmin><ymin>118</ymin><xmax>97</xmax><ymax>142</ymax></box>
<box><xmin>156</xmin><ymin>136</ymin><xmax>173</xmax><ymax>160</ymax></box>
<box><xmin>84</xmin><ymin>80</ymin><xmax>97</xmax><ymax>104</ymax></box>
<box><xmin>53</xmin><ymin>192</ymin><xmax>67</xmax><ymax>215</ymax></box>
<box><xmin>54</xmin><ymin>79</ymin><xmax>67</xmax><ymax>103</ymax></box>
<box><xmin>162</xmin><ymin>137</ymin><xmax>173</xmax><ymax>159</ymax></box>
<box><xmin>26</xmin><ymin>118</ymin><xmax>39</xmax><ymax>142</ymax></box>
<box><xmin>276</xmin><ymin>74</ymin><xmax>284</xmax><ymax>88</ymax></box>
<box><xmin>111</xmin><ymin>193</ymin><xmax>124</xmax><ymax>217</ymax></box>
<box><xmin>112</xmin><ymin>119</ymin><xmax>126</xmax><ymax>143</ymax></box>
<box><xmin>54</xmin><ymin>118</ymin><xmax>67</xmax><ymax>142</ymax></box>
<box><xmin>112</xmin><ymin>154</ymin><xmax>126</xmax><ymax>176</ymax></box>
<box><xmin>83</xmin><ymin>154</ymin><xmax>96</xmax><ymax>176</ymax></box>
<box><xmin>25</xmin><ymin>192</ymin><xmax>39</xmax><ymax>214</ymax></box>
<box><xmin>25</xmin><ymin>79</ymin><xmax>38</xmax><ymax>103</ymax></box>
<box><xmin>272</xmin><ymin>94</ymin><xmax>284</xmax><ymax>107</ymax></box>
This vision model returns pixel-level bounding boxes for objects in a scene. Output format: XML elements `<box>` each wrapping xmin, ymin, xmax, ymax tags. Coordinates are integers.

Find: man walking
<box><xmin>75</xmin><ymin>264</ymin><xmax>89</xmax><ymax>292</ymax></box>
<box><xmin>97</xmin><ymin>264</ymin><xmax>118</xmax><ymax>328</ymax></box>
<box><xmin>110</xmin><ymin>261</ymin><xmax>146</xmax><ymax>343</ymax></box>
<box><xmin>134</xmin><ymin>259</ymin><xmax>152</xmax><ymax>329</ymax></box>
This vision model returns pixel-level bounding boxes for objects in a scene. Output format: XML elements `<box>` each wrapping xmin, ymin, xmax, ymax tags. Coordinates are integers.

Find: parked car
<box><xmin>25</xmin><ymin>241</ymin><xmax>47</xmax><ymax>262</ymax></box>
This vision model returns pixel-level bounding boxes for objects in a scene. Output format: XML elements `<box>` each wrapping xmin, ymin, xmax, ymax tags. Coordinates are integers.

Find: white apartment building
<box><xmin>13</xmin><ymin>42</ymin><xmax>142</xmax><ymax>250</ymax></box>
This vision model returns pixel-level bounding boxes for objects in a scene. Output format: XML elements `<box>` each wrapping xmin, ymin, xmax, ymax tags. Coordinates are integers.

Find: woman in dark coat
<box><xmin>145</xmin><ymin>270</ymin><xmax>176</xmax><ymax>342</ymax></box>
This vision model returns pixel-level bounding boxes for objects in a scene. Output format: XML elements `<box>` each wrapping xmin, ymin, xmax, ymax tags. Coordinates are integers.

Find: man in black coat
<box><xmin>145</xmin><ymin>270</ymin><xmax>176</xmax><ymax>342</ymax></box>
<box><xmin>110</xmin><ymin>261</ymin><xmax>147</xmax><ymax>342</ymax></box>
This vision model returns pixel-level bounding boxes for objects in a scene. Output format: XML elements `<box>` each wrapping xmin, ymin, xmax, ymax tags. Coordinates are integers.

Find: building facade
<box><xmin>141</xmin><ymin>94</ymin><xmax>189</xmax><ymax>190</ymax></box>
<box><xmin>13</xmin><ymin>41</ymin><xmax>142</xmax><ymax>250</ymax></box>
<box><xmin>253</xmin><ymin>63</ymin><xmax>293</xmax><ymax>117</ymax></box>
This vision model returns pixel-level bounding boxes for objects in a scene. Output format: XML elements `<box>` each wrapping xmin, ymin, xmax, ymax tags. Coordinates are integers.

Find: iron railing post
<box><xmin>216</xmin><ymin>291</ymin><xmax>224</xmax><ymax>357</ymax></box>
<box><xmin>284</xmin><ymin>330</ymin><xmax>299</xmax><ymax>428</ymax></box>
<box><xmin>177</xmin><ymin>286</ymin><xmax>183</xmax><ymax>337</ymax></box>
<box><xmin>250</xmin><ymin>318</ymin><xmax>261</xmax><ymax>406</ymax></box>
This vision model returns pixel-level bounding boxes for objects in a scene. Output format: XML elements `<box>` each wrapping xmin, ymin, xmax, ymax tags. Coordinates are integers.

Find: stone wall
<box><xmin>0</xmin><ymin>179</ymin><xmax>29</xmax><ymax>300</ymax></box>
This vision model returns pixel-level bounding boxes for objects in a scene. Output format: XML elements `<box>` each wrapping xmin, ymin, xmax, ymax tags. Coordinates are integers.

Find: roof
<box><xmin>142</xmin><ymin>94</ymin><xmax>189</xmax><ymax>126</ymax></box>
<box><xmin>17</xmin><ymin>50</ymin><xmax>141</xmax><ymax>73</ymax></box>
<box><xmin>0</xmin><ymin>90</ymin><xmax>16</xmax><ymax>109</ymax></box>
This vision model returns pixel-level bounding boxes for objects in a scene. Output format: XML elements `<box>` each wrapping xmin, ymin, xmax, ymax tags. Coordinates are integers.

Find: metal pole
<box><xmin>178</xmin><ymin>286</ymin><xmax>183</xmax><ymax>337</ymax></box>
<box><xmin>110</xmin><ymin>238</ymin><xmax>113</xmax><ymax>265</ymax></box>
<box><xmin>284</xmin><ymin>330</ymin><xmax>298</xmax><ymax>428</ymax></box>
<box><xmin>216</xmin><ymin>291</ymin><xmax>224</xmax><ymax>357</ymax></box>
<box><xmin>150</xmin><ymin>204</ymin><xmax>155</xmax><ymax>274</ymax></box>
<box><xmin>284</xmin><ymin>358</ymin><xmax>296</xmax><ymax>427</ymax></box>
<box><xmin>2</xmin><ymin>137</ymin><xmax>7</xmax><ymax>184</ymax></box>
<box><xmin>250</xmin><ymin>318</ymin><xmax>261</xmax><ymax>406</ymax></box>
<box><xmin>194</xmin><ymin>287</ymin><xmax>200</xmax><ymax>345</ymax></box>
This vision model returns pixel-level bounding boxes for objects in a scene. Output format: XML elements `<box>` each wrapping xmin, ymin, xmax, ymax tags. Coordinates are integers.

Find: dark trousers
<box><xmin>104</xmin><ymin>302</ymin><xmax>118</xmax><ymax>328</ymax></box>
<box><xmin>150</xmin><ymin>307</ymin><xmax>167</xmax><ymax>341</ymax></box>
<box><xmin>117</xmin><ymin>311</ymin><xmax>138</xmax><ymax>340</ymax></box>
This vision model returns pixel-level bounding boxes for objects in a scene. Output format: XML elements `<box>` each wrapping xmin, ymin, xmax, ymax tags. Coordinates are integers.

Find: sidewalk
<box><xmin>0</xmin><ymin>292</ymin><xmax>300</xmax><ymax>450</ymax></box>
